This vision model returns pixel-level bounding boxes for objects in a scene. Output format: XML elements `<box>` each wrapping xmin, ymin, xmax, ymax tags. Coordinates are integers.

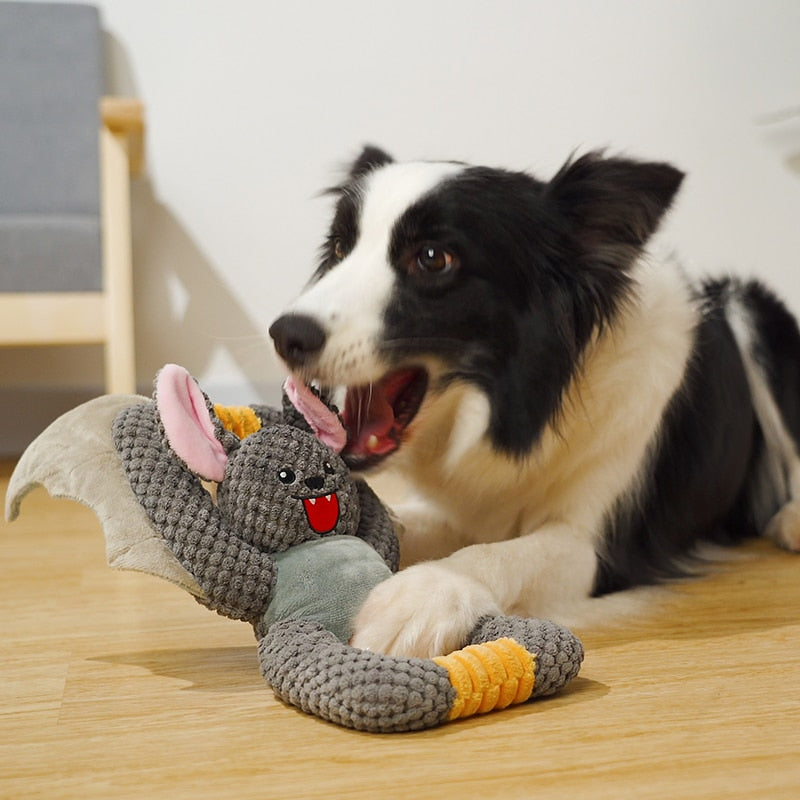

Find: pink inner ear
<box><xmin>156</xmin><ymin>364</ymin><xmax>228</xmax><ymax>482</ymax></box>
<box><xmin>284</xmin><ymin>375</ymin><xmax>347</xmax><ymax>454</ymax></box>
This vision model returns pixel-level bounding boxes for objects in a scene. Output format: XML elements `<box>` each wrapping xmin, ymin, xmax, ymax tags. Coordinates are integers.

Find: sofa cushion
<box><xmin>0</xmin><ymin>2</ymin><xmax>104</xmax><ymax>291</ymax></box>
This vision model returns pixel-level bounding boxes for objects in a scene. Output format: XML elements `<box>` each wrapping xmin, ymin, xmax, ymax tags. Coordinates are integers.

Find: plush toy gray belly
<box><xmin>261</xmin><ymin>535</ymin><xmax>392</xmax><ymax>643</ymax></box>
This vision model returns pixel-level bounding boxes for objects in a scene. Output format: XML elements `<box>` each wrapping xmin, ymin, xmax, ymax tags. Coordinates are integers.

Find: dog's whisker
<box><xmin>357</xmin><ymin>385</ymin><xmax>368</xmax><ymax>434</ymax></box>
<box><xmin>365</xmin><ymin>383</ymin><xmax>374</xmax><ymax>434</ymax></box>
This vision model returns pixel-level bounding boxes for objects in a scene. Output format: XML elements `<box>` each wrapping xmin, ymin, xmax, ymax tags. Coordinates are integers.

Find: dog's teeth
<box><xmin>309</xmin><ymin>498</ymin><xmax>316</xmax><ymax>505</ymax></box>
<box><xmin>367</xmin><ymin>435</ymin><xmax>380</xmax><ymax>452</ymax></box>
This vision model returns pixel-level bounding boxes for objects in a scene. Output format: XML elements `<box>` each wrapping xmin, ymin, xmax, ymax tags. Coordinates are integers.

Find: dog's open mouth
<box><xmin>340</xmin><ymin>367</ymin><xmax>428</xmax><ymax>469</ymax></box>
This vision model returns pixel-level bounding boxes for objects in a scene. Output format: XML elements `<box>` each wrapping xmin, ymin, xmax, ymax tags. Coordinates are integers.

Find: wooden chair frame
<box><xmin>0</xmin><ymin>98</ymin><xmax>144</xmax><ymax>394</ymax></box>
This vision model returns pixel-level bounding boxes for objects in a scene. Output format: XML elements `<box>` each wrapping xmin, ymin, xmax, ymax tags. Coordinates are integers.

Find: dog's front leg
<box><xmin>389</xmin><ymin>497</ymin><xmax>473</xmax><ymax>566</ymax></box>
<box><xmin>350</xmin><ymin>523</ymin><xmax>598</xmax><ymax>658</ymax></box>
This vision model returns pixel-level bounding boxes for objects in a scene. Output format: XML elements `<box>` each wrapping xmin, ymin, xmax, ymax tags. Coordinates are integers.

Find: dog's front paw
<box><xmin>350</xmin><ymin>563</ymin><xmax>501</xmax><ymax>658</ymax></box>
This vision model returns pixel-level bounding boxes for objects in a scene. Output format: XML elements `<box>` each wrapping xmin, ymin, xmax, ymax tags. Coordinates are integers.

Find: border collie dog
<box><xmin>270</xmin><ymin>146</ymin><xmax>800</xmax><ymax>657</ymax></box>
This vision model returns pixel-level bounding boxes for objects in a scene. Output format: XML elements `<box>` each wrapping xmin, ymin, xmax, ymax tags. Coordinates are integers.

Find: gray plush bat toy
<box><xmin>6</xmin><ymin>364</ymin><xmax>583</xmax><ymax>732</ymax></box>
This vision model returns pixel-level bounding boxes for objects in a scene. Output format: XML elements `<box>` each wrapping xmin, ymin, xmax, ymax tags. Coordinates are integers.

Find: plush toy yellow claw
<box><xmin>434</xmin><ymin>637</ymin><xmax>536</xmax><ymax>720</ymax></box>
<box><xmin>213</xmin><ymin>404</ymin><xmax>262</xmax><ymax>440</ymax></box>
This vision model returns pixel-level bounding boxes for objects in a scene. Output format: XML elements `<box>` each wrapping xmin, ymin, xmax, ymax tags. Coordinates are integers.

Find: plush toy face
<box><xmin>155</xmin><ymin>363</ymin><xmax>361</xmax><ymax>555</ymax></box>
<box><xmin>218</xmin><ymin>425</ymin><xmax>360</xmax><ymax>552</ymax></box>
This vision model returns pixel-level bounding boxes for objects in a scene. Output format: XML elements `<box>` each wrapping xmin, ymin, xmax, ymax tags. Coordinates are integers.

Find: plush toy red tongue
<box><xmin>302</xmin><ymin>493</ymin><xmax>340</xmax><ymax>534</ymax></box>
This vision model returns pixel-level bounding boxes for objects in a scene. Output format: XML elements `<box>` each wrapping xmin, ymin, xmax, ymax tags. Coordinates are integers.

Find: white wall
<box><xmin>2</xmin><ymin>0</ymin><xmax>799</xmax><ymax>452</ymax></box>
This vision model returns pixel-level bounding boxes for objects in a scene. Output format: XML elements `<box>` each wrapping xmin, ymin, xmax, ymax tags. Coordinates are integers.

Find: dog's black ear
<box><xmin>349</xmin><ymin>145</ymin><xmax>394</xmax><ymax>179</ymax></box>
<box><xmin>549</xmin><ymin>151</ymin><xmax>684</xmax><ymax>262</ymax></box>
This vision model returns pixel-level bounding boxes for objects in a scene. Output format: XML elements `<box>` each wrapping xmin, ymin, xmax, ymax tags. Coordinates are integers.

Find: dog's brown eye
<box><xmin>333</xmin><ymin>238</ymin><xmax>346</xmax><ymax>261</ymax></box>
<box><xmin>416</xmin><ymin>246</ymin><xmax>457</xmax><ymax>274</ymax></box>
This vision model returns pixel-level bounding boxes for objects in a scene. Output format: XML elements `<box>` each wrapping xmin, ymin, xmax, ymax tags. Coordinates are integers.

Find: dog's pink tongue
<box><xmin>283</xmin><ymin>375</ymin><xmax>347</xmax><ymax>454</ymax></box>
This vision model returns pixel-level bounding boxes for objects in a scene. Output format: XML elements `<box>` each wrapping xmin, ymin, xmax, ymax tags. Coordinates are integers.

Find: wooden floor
<box><xmin>2</xmin><ymin>459</ymin><xmax>799</xmax><ymax>800</ymax></box>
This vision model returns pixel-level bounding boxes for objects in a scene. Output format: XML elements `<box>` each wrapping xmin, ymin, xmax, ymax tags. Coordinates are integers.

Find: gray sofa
<box><xmin>0</xmin><ymin>1</ymin><xmax>104</xmax><ymax>292</ymax></box>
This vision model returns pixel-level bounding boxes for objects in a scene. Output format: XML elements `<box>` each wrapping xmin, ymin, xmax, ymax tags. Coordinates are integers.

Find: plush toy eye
<box><xmin>277</xmin><ymin>468</ymin><xmax>296</xmax><ymax>485</ymax></box>
<box><xmin>415</xmin><ymin>245</ymin><xmax>458</xmax><ymax>274</ymax></box>
<box><xmin>323</xmin><ymin>461</ymin><xmax>335</xmax><ymax>475</ymax></box>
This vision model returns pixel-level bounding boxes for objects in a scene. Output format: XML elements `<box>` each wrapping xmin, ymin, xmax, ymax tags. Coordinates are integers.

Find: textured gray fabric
<box><xmin>109</xmin><ymin>382</ymin><xmax>583</xmax><ymax>731</ymax></box>
<box><xmin>10</xmin><ymin>369</ymin><xmax>584</xmax><ymax>732</ymax></box>
<box><xmin>112</xmin><ymin>402</ymin><xmax>277</xmax><ymax>623</ymax></box>
<box><xmin>0</xmin><ymin>1</ymin><xmax>103</xmax><ymax>291</ymax></box>
<box><xmin>216</xmin><ymin>425</ymin><xmax>361</xmax><ymax>552</ymax></box>
<box><xmin>469</xmin><ymin>616</ymin><xmax>585</xmax><ymax>697</ymax></box>
<box><xmin>259</xmin><ymin>619</ymin><xmax>456</xmax><ymax>733</ymax></box>
<box><xmin>260</xmin><ymin>615</ymin><xmax>585</xmax><ymax>733</ymax></box>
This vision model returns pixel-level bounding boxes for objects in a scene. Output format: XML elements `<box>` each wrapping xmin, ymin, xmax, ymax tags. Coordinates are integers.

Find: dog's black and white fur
<box><xmin>270</xmin><ymin>146</ymin><xmax>800</xmax><ymax>657</ymax></box>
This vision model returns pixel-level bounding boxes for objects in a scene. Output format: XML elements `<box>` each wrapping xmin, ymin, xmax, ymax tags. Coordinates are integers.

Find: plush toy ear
<box><xmin>156</xmin><ymin>364</ymin><xmax>230</xmax><ymax>482</ymax></box>
<box><xmin>284</xmin><ymin>375</ymin><xmax>347</xmax><ymax>454</ymax></box>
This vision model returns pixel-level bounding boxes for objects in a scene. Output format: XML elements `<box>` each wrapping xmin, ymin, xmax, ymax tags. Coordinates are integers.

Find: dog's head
<box><xmin>270</xmin><ymin>146</ymin><xmax>684</xmax><ymax>470</ymax></box>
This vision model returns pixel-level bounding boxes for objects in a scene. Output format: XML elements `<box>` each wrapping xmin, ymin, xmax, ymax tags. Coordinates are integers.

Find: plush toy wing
<box><xmin>4</xmin><ymin>394</ymin><xmax>205</xmax><ymax>598</ymax></box>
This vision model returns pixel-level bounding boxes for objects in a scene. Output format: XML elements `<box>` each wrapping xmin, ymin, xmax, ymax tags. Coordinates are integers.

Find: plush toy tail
<box><xmin>259</xmin><ymin>619</ymin><xmax>456</xmax><ymax>732</ymax></box>
<box><xmin>258</xmin><ymin>615</ymin><xmax>583</xmax><ymax>733</ymax></box>
<box><xmin>433</xmin><ymin>615</ymin><xmax>585</xmax><ymax>722</ymax></box>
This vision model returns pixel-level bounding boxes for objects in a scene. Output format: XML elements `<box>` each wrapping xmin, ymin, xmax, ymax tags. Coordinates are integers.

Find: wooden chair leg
<box><xmin>100</xmin><ymin>126</ymin><xmax>136</xmax><ymax>395</ymax></box>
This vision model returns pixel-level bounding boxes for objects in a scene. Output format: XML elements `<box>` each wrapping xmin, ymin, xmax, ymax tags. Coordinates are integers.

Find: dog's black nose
<box><xmin>269</xmin><ymin>313</ymin><xmax>327</xmax><ymax>367</ymax></box>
